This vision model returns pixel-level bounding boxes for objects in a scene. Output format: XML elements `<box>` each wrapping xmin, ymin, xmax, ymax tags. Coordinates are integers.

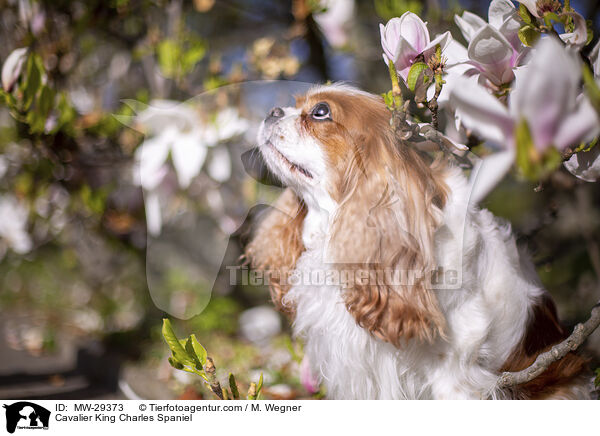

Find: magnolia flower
<box><xmin>517</xmin><ymin>1</ymin><xmax>588</xmax><ymax>49</ymax></box>
<box><xmin>130</xmin><ymin>100</ymin><xmax>248</xmax><ymax>235</ymax></box>
<box><xmin>450</xmin><ymin>37</ymin><xmax>599</xmax><ymax>198</ymax></box>
<box><xmin>451</xmin><ymin>37</ymin><xmax>598</xmax><ymax>151</ymax></box>
<box><xmin>0</xmin><ymin>194</ymin><xmax>32</xmax><ymax>254</ymax></box>
<box><xmin>300</xmin><ymin>356</ymin><xmax>320</xmax><ymax>394</ymax></box>
<box><xmin>314</xmin><ymin>0</ymin><xmax>355</xmax><ymax>48</ymax></box>
<box><xmin>564</xmin><ymin>147</ymin><xmax>600</xmax><ymax>182</ymax></box>
<box><xmin>558</xmin><ymin>11</ymin><xmax>588</xmax><ymax>49</ymax></box>
<box><xmin>454</xmin><ymin>0</ymin><xmax>525</xmax><ymax>86</ymax></box>
<box><xmin>1</xmin><ymin>47</ymin><xmax>28</xmax><ymax>92</ymax></box>
<box><xmin>517</xmin><ymin>0</ymin><xmax>544</xmax><ymax>18</ymax></box>
<box><xmin>380</xmin><ymin>12</ymin><xmax>451</xmax><ymax>81</ymax></box>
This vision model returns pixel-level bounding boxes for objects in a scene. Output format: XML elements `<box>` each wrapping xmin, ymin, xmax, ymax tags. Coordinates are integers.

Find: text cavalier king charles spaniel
<box><xmin>245</xmin><ymin>83</ymin><xmax>590</xmax><ymax>399</ymax></box>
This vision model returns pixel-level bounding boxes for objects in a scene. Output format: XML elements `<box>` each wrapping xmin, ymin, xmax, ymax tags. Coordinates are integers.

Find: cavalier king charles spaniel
<box><xmin>245</xmin><ymin>83</ymin><xmax>589</xmax><ymax>399</ymax></box>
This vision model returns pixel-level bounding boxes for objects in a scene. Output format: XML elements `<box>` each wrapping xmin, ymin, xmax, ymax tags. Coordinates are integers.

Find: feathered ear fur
<box><xmin>244</xmin><ymin>188</ymin><xmax>306</xmax><ymax>317</ymax></box>
<box><xmin>328</xmin><ymin>129</ymin><xmax>449</xmax><ymax>347</ymax></box>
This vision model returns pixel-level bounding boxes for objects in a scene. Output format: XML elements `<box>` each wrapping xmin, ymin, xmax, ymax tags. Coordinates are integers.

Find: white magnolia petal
<box><xmin>398</xmin><ymin>11</ymin><xmax>430</xmax><ymax>53</ymax></box>
<box><xmin>144</xmin><ymin>190</ymin><xmax>162</xmax><ymax>236</ymax></box>
<box><xmin>422</xmin><ymin>31</ymin><xmax>452</xmax><ymax>59</ymax></box>
<box><xmin>136</xmin><ymin>100</ymin><xmax>198</xmax><ymax>136</ymax></box>
<box><xmin>444</xmin><ymin>38</ymin><xmax>469</xmax><ymax>66</ymax></box>
<box><xmin>216</xmin><ymin>108</ymin><xmax>249</xmax><ymax>141</ymax></box>
<box><xmin>488</xmin><ymin>0</ymin><xmax>517</xmax><ymax>28</ymax></box>
<box><xmin>313</xmin><ymin>0</ymin><xmax>354</xmax><ymax>48</ymax></box>
<box><xmin>171</xmin><ymin>131</ymin><xmax>207</xmax><ymax>188</ymax></box>
<box><xmin>468</xmin><ymin>25</ymin><xmax>513</xmax><ymax>66</ymax></box>
<box><xmin>380</xmin><ymin>22</ymin><xmax>398</xmax><ymax>64</ymax></box>
<box><xmin>510</xmin><ymin>37</ymin><xmax>581</xmax><ymax>150</ymax></box>
<box><xmin>468</xmin><ymin>149</ymin><xmax>515</xmax><ymax>205</ymax></box>
<box><xmin>498</xmin><ymin>10</ymin><xmax>522</xmax><ymax>51</ymax></box>
<box><xmin>564</xmin><ymin>146</ymin><xmax>600</xmax><ymax>182</ymax></box>
<box><xmin>590</xmin><ymin>39</ymin><xmax>600</xmax><ymax>77</ymax></box>
<box><xmin>1</xmin><ymin>47</ymin><xmax>28</xmax><ymax>91</ymax></box>
<box><xmin>449</xmin><ymin>76</ymin><xmax>514</xmax><ymax>147</ymax></box>
<box><xmin>0</xmin><ymin>194</ymin><xmax>32</xmax><ymax>254</ymax></box>
<box><xmin>516</xmin><ymin>0</ymin><xmax>540</xmax><ymax>17</ymax></box>
<box><xmin>554</xmin><ymin>96</ymin><xmax>600</xmax><ymax>150</ymax></box>
<box><xmin>135</xmin><ymin>129</ymin><xmax>173</xmax><ymax>190</ymax></box>
<box><xmin>207</xmin><ymin>147</ymin><xmax>232</xmax><ymax>183</ymax></box>
<box><xmin>381</xmin><ymin>20</ymin><xmax>402</xmax><ymax>64</ymax></box>
<box><xmin>434</xmin><ymin>40</ymin><xmax>470</xmax><ymax>105</ymax></box>
<box><xmin>559</xmin><ymin>11</ymin><xmax>588</xmax><ymax>50</ymax></box>
<box><xmin>454</xmin><ymin>12</ymin><xmax>486</xmax><ymax>43</ymax></box>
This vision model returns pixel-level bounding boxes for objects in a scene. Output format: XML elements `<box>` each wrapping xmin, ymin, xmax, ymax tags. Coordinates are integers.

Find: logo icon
<box><xmin>3</xmin><ymin>402</ymin><xmax>50</xmax><ymax>433</ymax></box>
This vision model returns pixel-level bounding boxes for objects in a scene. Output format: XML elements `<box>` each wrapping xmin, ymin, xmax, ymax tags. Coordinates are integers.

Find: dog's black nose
<box><xmin>266</xmin><ymin>107</ymin><xmax>284</xmax><ymax>125</ymax></box>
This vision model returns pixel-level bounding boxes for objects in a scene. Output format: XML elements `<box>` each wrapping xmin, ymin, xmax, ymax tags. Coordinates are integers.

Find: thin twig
<box><xmin>496</xmin><ymin>300</ymin><xmax>600</xmax><ymax>389</ymax></box>
<box><xmin>204</xmin><ymin>357</ymin><xmax>224</xmax><ymax>399</ymax></box>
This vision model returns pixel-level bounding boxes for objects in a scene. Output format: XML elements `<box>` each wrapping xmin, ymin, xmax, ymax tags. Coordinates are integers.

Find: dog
<box><xmin>245</xmin><ymin>83</ymin><xmax>589</xmax><ymax>399</ymax></box>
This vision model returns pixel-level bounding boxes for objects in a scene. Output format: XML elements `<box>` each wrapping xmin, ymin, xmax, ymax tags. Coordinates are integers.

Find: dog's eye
<box><xmin>311</xmin><ymin>102</ymin><xmax>331</xmax><ymax>120</ymax></box>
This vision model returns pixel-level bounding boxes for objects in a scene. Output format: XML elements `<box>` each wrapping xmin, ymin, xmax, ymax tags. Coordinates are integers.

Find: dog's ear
<box><xmin>328</xmin><ymin>134</ymin><xmax>449</xmax><ymax>347</ymax></box>
<box><xmin>245</xmin><ymin>188</ymin><xmax>306</xmax><ymax>317</ymax></box>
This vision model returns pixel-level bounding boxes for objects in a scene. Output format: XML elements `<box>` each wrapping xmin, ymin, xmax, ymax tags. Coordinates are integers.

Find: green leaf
<box><xmin>228</xmin><ymin>373</ymin><xmax>240</xmax><ymax>400</ymax></box>
<box><xmin>29</xmin><ymin>85</ymin><xmax>55</xmax><ymax>134</ymax></box>
<box><xmin>22</xmin><ymin>54</ymin><xmax>41</xmax><ymax>110</ymax></box>
<box><xmin>406</xmin><ymin>62</ymin><xmax>428</xmax><ymax>92</ymax></box>
<box><xmin>181</xmin><ymin>41</ymin><xmax>206</xmax><ymax>73</ymax></box>
<box><xmin>586</xmin><ymin>21</ymin><xmax>594</xmax><ymax>46</ymax></box>
<box><xmin>162</xmin><ymin>318</ymin><xmax>194</xmax><ymax>366</ymax></box>
<box><xmin>189</xmin><ymin>334</ymin><xmax>207</xmax><ymax>366</ymax></box>
<box><xmin>518</xmin><ymin>3</ymin><xmax>533</xmax><ymax>25</ymax></box>
<box><xmin>518</xmin><ymin>25</ymin><xmax>540</xmax><ymax>47</ymax></box>
<box><xmin>168</xmin><ymin>356</ymin><xmax>184</xmax><ymax>370</ymax></box>
<box><xmin>382</xmin><ymin>90</ymin><xmax>394</xmax><ymax>109</ymax></box>
<box><xmin>157</xmin><ymin>39</ymin><xmax>179</xmax><ymax>78</ymax></box>
<box><xmin>256</xmin><ymin>372</ymin><xmax>264</xmax><ymax>399</ymax></box>
<box><xmin>184</xmin><ymin>338</ymin><xmax>203</xmax><ymax>371</ymax></box>
<box><xmin>594</xmin><ymin>368</ymin><xmax>600</xmax><ymax>388</ymax></box>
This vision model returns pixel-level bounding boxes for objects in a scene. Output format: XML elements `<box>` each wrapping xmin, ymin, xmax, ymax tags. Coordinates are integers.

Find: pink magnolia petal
<box><xmin>564</xmin><ymin>146</ymin><xmax>600</xmax><ymax>182</ymax></box>
<box><xmin>422</xmin><ymin>31</ymin><xmax>452</xmax><ymax>60</ymax></box>
<box><xmin>488</xmin><ymin>0</ymin><xmax>517</xmax><ymax>29</ymax></box>
<box><xmin>380</xmin><ymin>22</ymin><xmax>398</xmax><ymax>63</ymax></box>
<box><xmin>554</xmin><ymin>96</ymin><xmax>600</xmax><ymax>151</ymax></box>
<box><xmin>394</xmin><ymin>37</ymin><xmax>419</xmax><ymax>78</ymax></box>
<box><xmin>399</xmin><ymin>12</ymin><xmax>430</xmax><ymax>53</ymax></box>
<box><xmin>300</xmin><ymin>356</ymin><xmax>320</xmax><ymax>394</ymax></box>
<box><xmin>497</xmin><ymin>10</ymin><xmax>523</xmax><ymax>52</ymax></box>
<box><xmin>559</xmin><ymin>11</ymin><xmax>588</xmax><ymax>50</ymax></box>
<box><xmin>468</xmin><ymin>25</ymin><xmax>513</xmax><ymax>65</ymax></box>
<box><xmin>510</xmin><ymin>37</ymin><xmax>581</xmax><ymax>151</ymax></box>
<box><xmin>449</xmin><ymin>76</ymin><xmax>514</xmax><ymax>147</ymax></box>
<box><xmin>469</xmin><ymin>149</ymin><xmax>515</xmax><ymax>204</ymax></box>
<box><xmin>1</xmin><ymin>47</ymin><xmax>28</xmax><ymax>92</ymax></box>
<box><xmin>454</xmin><ymin>11</ymin><xmax>487</xmax><ymax>43</ymax></box>
<box><xmin>467</xmin><ymin>25</ymin><xmax>514</xmax><ymax>85</ymax></box>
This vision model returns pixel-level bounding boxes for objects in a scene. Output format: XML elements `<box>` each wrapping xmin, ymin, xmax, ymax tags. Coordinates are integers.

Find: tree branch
<box><xmin>496</xmin><ymin>300</ymin><xmax>600</xmax><ymax>389</ymax></box>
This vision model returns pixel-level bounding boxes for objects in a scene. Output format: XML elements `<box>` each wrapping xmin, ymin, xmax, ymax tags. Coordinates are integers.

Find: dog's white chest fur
<box><xmin>283</xmin><ymin>169</ymin><xmax>544</xmax><ymax>399</ymax></box>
